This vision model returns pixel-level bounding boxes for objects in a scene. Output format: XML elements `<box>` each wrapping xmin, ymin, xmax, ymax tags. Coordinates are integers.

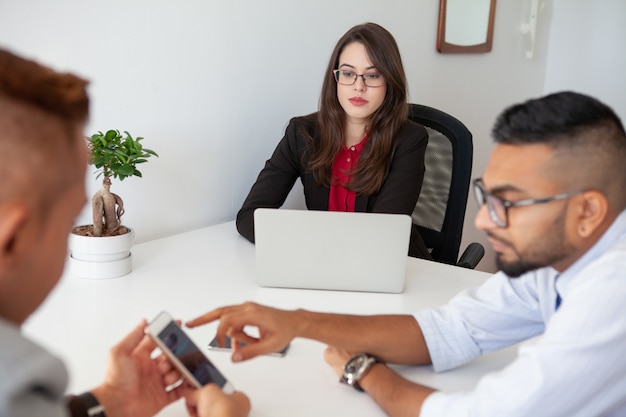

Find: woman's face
<box><xmin>336</xmin><ymin>42</ymin><xmax>387</xmax><ymax>125</ymax></box>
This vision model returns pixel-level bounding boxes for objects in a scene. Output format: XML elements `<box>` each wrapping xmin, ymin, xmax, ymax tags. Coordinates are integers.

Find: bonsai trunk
<box><xmin>92</xmin><ymin>177</ymin><xmax>125</xmax><ymax>237</ymax></box>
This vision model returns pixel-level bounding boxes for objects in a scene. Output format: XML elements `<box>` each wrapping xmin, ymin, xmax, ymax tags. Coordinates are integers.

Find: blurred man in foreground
<box><xmin>0</xmin><ymin>48</ymin><xmax>249</xmax><ymax>417</ymax></box>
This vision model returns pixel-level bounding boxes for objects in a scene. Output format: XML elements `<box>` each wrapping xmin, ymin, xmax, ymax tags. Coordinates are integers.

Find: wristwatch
<box><xmin>341</xmin><ymin>353</ymin><xmax>381</xmax><ymax>392</ymax></box>
<box><xmin>78</xmin><ymin>392</ymin><xmax>106</xmax><ymax>417</ymax></box>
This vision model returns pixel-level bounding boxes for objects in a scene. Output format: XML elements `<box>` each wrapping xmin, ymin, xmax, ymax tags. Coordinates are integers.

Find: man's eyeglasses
<box><xmin>472</xmin><ymin>178</ymin><xmax>584</xmax><ymax>228</ymax></box>
<box><xmin>333</xmin><ymin>69</ymin><xmax>385</xmax><ymax>88</ymax></box>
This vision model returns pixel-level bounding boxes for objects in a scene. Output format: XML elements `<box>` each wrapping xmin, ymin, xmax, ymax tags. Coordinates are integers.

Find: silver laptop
<box><xmin>253</xmin><ymin>208</ymin><xmax>411</xmax><ymax>293</ymax></box>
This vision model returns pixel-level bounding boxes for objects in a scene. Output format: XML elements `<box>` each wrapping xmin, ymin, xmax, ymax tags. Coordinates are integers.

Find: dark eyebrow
<box><xmin>489</xmin><ymin>184</ymin><xmax>526</xmax><ymax>196</ymax></box>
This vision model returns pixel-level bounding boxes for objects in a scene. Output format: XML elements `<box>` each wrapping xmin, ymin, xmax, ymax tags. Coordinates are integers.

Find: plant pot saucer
<box><xmin>68</xmin><ymin>226</ymin><xmax>135</xmax><ymax>279</ymax></box>
<box><xmin>68</xmin><ymin>253</ymin><xmax>133</xmax><ymax>279</ymax></box>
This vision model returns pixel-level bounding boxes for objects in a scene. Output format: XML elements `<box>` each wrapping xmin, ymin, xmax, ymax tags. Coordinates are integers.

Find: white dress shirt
<box><xmin>415</xmin><ymin>209</ymin><xmax>626</xmax><ymax>417</ymax></box>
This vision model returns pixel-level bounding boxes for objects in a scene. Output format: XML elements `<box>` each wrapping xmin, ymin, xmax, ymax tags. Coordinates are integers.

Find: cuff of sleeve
<box><xmin>414</xmin><ymin>307</ymin><xmax>481</xmax><ymax>372</ymax></box>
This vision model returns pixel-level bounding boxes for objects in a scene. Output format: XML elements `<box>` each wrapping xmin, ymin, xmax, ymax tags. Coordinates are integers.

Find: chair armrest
<box><xmin>456</xmin><ymin>242</ymin><xmax>485</xmax><ymax>269</ymax></box>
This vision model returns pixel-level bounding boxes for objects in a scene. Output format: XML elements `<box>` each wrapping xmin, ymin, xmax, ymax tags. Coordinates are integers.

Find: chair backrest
<box><xmin>408</xmin><ymin>103</ymin><xmax>473</xmax><ymax>265</ymax></box>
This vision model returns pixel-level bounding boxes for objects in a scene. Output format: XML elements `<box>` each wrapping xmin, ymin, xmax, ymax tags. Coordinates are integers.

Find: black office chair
<box><xmin>408</xmin><ymin>103</ymin><xmax>485</xmax><ymax>269</ymax></box>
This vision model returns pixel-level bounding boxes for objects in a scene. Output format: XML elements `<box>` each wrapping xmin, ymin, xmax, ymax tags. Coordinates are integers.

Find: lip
<box><xmin>349</xmin><ymin>97</ymin><xmax>368</xmax><ymax>106</ymax></box>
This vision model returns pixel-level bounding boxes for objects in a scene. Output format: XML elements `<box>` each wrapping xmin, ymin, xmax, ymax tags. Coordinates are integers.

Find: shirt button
<box><xmin>351</xmin><ymin>147</ymin><xmax>356</xmax><ymax>151</ymax></box>
<box><xmin>347</xmin><ymin>158</ymin><xmax>351</xmax><ymax>162</ymax></box>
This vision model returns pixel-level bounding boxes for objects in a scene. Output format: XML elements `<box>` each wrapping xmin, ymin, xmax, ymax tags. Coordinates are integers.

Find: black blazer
<box><xmin>236</xmin><ymin>113</ymin><xmax>431</xmax><ymax>259</ymax></box>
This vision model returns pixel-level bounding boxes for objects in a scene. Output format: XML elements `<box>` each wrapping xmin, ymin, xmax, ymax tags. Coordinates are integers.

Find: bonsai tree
<box><xmin>74</xmin><ymin>129</ymin><xmax>158</xmax><ymax>237</ymax></box>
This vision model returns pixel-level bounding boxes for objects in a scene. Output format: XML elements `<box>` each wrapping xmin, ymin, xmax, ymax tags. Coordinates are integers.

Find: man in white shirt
<box><xmin>187</xmin><ymin>92</ymin><xmax>626</xmax><ymax>417</ymax></box>
<box><xmin>188</xmin><ymin>91</ymin><xmax>626</xmax><ymax>417</ymax></box>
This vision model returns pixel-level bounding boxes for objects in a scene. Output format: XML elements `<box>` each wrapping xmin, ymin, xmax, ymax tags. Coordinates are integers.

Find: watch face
<box><xmin>342</xmin><ymin>354</ymin><xmax>379</xmax><ymax>391</ymax></box>
<box><xmin>346</xmin><ymin>355</ymin><xmax>367</xmax><ymax>374</ymax></box>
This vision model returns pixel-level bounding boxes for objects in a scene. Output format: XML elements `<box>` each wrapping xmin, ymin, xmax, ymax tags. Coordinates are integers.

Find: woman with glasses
<box><xmin>236</xmin><ymin>22</ymin><xmax>431</xmax><ymax>259</ymax></box>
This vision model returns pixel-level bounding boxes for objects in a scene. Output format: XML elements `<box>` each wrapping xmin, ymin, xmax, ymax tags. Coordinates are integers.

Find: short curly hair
<box><xmin>492</xmin><ymin>91</ymin><xmax>626</xmax><ymax>209</ymax></box>
<box><xmin>0</xmin><ymin>48</ymin><xmax>90</xmax><ymax>218</ymax></box>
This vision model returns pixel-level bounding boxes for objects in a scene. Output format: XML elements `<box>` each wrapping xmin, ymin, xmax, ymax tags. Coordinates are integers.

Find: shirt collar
<box><xmin>557</xmin><ymin>208</ymin><xmax>626</xmax><ymax>293</ymax></box>
<box><xmin>343</xmin><ymin>134</ymin><xmax>369</xmax><ymax>152</ymax></box>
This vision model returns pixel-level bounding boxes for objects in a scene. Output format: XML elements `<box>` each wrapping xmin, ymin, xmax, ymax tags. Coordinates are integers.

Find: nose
<box><xmin>353</xmin><ymin>75</ymin><xmax>366</xmax><ymax>91</ymax></box>
<box><xmin>474</xmin><ymin>203</ymin><xmax>496</xmax><ymax>232</ymax></box>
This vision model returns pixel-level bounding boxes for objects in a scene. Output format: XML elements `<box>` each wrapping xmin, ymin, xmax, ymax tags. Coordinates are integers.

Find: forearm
<box><xmin>235</xmin><ymin>174</ymin><xmax>295</xmax><ymax>242</ymax></box>
<box><xmin>360</xmin><ymin>363</ymin><xmax>435</xmax><ymax>417</ymax></box>
<box><xmin>295</xmin><ymin>309</ymin><xmax>431</xmax><ymax>365</ymax></box>
<box><xmin>235</xmin><ymin>207</ymin><xmax>255</xmax><ymax>242</ymax></box>
<box><xmin>235</xmin><ymin>157</ymin><xmax>300</xmax><ymax>242</ymax></box>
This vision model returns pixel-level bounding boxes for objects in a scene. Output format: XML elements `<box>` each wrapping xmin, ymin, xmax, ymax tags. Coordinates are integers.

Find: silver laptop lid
<box><xmin>254</xmin><ymin>208</ymin><xmax>411</xmax><ymax>293</ymax></box>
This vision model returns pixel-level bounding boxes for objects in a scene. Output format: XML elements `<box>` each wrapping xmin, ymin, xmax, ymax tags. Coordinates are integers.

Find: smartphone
<box><xmin>146</xmin><ymin>311</ymin><xmax>234</xmax><ymax>392</ymax></box>
<box><xmin>208</xmin><ymin>335</ymin><xmax>290</xmax><ymax>357</ymax></box>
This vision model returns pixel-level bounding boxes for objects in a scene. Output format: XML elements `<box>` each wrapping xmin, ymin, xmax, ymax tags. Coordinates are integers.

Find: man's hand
<box><xmin>185</xmin><ymin>384</ymin><xmax>250</xmax><ymax>417</ymax></box>
<box><xmin>186</xmin><ymin>302</ymin><xmax>298</xmax><ymax>362</ymax></box>
<box><xmin>187</xmin><ymin>302</ymin><xmax>431</xmax><ymax>366</ymax></box>
<box><xmin>90</xmin><ymin>320</ymin><xmax>189</xmax><ymax>417</ymax></box>
<box><xmin>323</xmin><ymin>346</ymin><xmax>354</xmax><ymax>379</ymax></box>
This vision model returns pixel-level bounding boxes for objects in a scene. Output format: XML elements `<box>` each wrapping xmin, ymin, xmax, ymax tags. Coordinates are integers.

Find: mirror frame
<box><xmin>437</xmin><ymin>0</ymin><xmax>497</xmax><ymax>53</ymax></box>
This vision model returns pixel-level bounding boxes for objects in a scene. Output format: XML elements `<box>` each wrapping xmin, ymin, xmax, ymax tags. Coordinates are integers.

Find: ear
<box><xmin>0</xmin><ymin>203</ymin><xmax>29</xmax><ymax>267</ymax></box>
<box><xmin>575</xmin><ymin>190</ymin><xmax>608</xmax><ymax>238</ymax></box>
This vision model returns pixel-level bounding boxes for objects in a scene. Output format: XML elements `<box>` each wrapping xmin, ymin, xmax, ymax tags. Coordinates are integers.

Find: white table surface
<box><xmin>23</xmin><ymin>221</ymin><xmax>515</xmax><ymax>417</ymax></box>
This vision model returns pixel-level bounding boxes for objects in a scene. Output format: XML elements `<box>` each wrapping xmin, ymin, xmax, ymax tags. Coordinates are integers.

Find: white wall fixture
<box><xmin>521</xmin><ymin>0</ymin><xmax>544</xmax><ymax>59</ymax></box>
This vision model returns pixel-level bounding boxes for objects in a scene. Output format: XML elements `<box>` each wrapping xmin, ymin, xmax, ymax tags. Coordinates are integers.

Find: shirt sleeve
<box><xmin>235</xmin><ymin>117</ymin><xmax>304</xmax><ymax>242</ymax></box>
<box><xmin>414</xmin><ymin>271</ymin><xmax>546</xmax><ymax>372</ymax></box>
<box><xmin>0</xmin><ymin>323</ymin><xmax>70</xmax><ymax>417</ymax></box>
<box><xmin>417</xmin><ymin>251</ymin><xmax>626</xmax><ymax>417</ymax></box>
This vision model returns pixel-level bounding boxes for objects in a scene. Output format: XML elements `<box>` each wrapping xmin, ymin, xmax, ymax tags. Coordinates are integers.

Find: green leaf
<box><xmin>86</xmin><ymin>130</ymin><xmax>158</xmax><ymax>182</ymax></box>
<box><xmin>117</xmin><ymin>164</ymin><xmax>135</xmax><ymax>176</ymax></box>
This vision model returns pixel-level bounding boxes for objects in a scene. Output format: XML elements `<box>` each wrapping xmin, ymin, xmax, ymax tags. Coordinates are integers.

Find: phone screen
<box><xmin>157</xmin><ymin>320</ymin><xmax>228</xmax><ymax>388</ymax></box>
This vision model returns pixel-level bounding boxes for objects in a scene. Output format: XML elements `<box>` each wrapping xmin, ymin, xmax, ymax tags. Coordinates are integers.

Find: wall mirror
<box><xmin>437</xmin><ymin>0</ymin><xmax>496</xmax><ymax>53</ymax></box>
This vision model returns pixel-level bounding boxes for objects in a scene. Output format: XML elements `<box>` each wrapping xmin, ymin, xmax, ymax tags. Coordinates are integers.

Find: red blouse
<box><xmin>328</xmin><ymin>137</ymin><xmax>368</xmax><ymax>212</ymax></box>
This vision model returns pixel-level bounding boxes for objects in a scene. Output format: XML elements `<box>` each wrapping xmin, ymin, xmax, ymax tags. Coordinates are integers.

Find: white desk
<box><xmin>23</xmin><ymin>221</ymin><xmax>515</xmax><ymax>417</ymax></box>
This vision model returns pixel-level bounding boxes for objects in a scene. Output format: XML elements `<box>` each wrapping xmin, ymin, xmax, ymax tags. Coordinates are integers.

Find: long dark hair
<box><xmin>306</xmin><ymin>22</ymin><xmax>408</xmax><ymax>195</ymax></box>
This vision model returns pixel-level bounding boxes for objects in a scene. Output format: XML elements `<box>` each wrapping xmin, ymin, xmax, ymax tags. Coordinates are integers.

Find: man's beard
<box><xmin>494</xmin><ymin>211</ymin><xmax>574</xmax><ymax>278</ymax></box>
<box><xmin>496</xmin><ymin>256</ymin><xmax>540</xmax><ymax>278</ymax></box>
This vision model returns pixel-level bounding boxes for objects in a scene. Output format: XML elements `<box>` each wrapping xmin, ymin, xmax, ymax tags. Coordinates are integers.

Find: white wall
<box><xmin>1</xmin><ymin>0</ymin><xmax>558</xmax><ymax>272</ymax></box>
<box><xmin>543</xmin><ymin>0</ymin><xmax>626</xmax><ymax>120</ymax></box>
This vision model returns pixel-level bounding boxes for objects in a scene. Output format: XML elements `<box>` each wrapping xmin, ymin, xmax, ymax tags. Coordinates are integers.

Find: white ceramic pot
<box><xmin>68</xmin><ymin>226</ymin><xmax>135</xmax><ymax>279</ymax></box>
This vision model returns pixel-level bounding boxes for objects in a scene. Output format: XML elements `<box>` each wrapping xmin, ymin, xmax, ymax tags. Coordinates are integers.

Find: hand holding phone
<box><xmin>146</xmin><ymin>311</ymin><xmax>234</xmax><ymax>392</ymax></box>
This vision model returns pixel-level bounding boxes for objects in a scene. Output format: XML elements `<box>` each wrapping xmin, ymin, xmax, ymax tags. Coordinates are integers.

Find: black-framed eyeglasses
<box><xmin>472</xmin><ymin>178</ymin><xmax>585</xmax><ymax>228</ymax></box>
<box><xmin>333</xmin><ymin>69</ymin><xmax>385</xmax><ymax>88</ymax></box>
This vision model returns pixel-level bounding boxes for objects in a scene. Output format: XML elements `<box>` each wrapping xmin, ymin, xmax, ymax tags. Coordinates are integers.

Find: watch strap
<box><xmin>68</xmin><ymin>392</ymin><xmax>106</xmax><ymax>417</ymax></box>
